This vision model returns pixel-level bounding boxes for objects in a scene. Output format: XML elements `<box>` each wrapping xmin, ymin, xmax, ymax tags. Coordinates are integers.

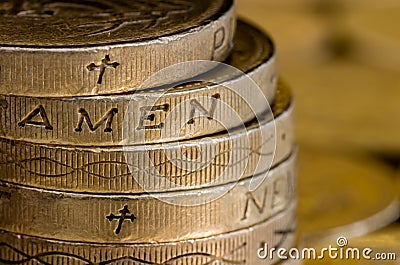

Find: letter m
<box><xmin>75</xmin><ymin>108</ymin><xmax>118</xmax><ymax>133</ymax></box>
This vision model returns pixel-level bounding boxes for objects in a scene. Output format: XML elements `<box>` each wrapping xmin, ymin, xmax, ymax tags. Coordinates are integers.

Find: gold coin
<box><xmin>0</xmin><ymin>152</ymin><xmax>296</xmax><ymax>243</ymax></box>
<box><xmin>0</xmin><ymin>201</ymin><xmax>297</xmax><ymax>265</ymax></box>
<box><xmin>0</xmin><ymin>21</ymin><xmax>277</xmax><ymax>146</ymax></box>
<box><xmin>0</xmin><ymin>0</ymin><xmax>235</xmax><ymax>96</ymax></box>
<box><xmin>0</xmin><ymin>78</ymin><xmax>293</xmax><ymax>193</ymax></box>
<box><xmin>298</xmin><ymin>146</ymin><xmax>399</xmax><ymax>246</ymax></box>
<box><xmin>304</xmin><ymin>223</ymin><xmax>400</xmax><ymax>264</ymax></box>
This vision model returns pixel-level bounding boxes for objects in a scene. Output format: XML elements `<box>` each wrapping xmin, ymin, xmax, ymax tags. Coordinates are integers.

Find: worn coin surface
<box><xmin>298</xmin><ymin>147</ymin><xmax>399</xmax><ymax>246</ymax></box>
<box><xmin>0</xmin><ymin>152</ymin><xmax>296</xmax><ymax>243</ymax></box>
<box><xmin>0</xmin><ymin>201</ymin><xmax>297</xmax><ymax>265</ymax></box>
<box><xmin>0</xmin><ymin>79</ymin><xmax>293</xmax><ymax>193</ymax></box>
<box><xmin>0</xmin><ymin>21</ymin><xmax>276</xmax><ymax>146</ymax></box>
<box><xmin>0</xmin><ymin>0</ymin><xmax>235</xmax><ymax>96</ymax></box>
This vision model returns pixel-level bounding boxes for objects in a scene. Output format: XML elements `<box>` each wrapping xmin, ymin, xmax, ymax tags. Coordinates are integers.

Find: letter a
<box><xmin>18</xmin><ymin>105</ymin><xmax>53</xmax><ymax>130</ymax></box>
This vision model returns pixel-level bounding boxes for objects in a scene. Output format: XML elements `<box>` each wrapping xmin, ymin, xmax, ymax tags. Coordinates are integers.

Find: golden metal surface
<box><xmin>0</xmin><ymin>0</ymin><xmax>235</xmax><ymax>96</ymax></box>
<box><xmin>288</xmin><ymin>60</ymin><xmax>400</xmax><ymax>153</ymax></box>
<box><xmin>304</xmin><ymin>223</ymin><xmax>400</xmax><ymax>265</ymax></box>
<box><xmin>0</xmin><ymin>80</ymin><xmax>293</xmax><ymax>193</ymax></box>
<box><xmin>235</xmin><ymin>1</ymin><xmax>400</xmax><ymax>264</ymax></box>
<box><xmin>0</xmin><ymin>201</ymin><xmax>297</xmax><ymax>265</ymax></box>
<box><xmin>0</xmin><ymin>21</ymin><xmax>277</xmax><ymax>146</ymax></box>
<box><xmin>346</xmin><ymin>6</ymin><xmax>400</xmax><ymax>72</ymax></box>
<box><xmin>236</xmin><ymin>1</ymin><xmax>327</xmax><ymax>67</ymax></box>
<box><xmin>0</xmin><ymin>152</ymin><xmax>296</xmax><ymax>243</ymax></box>
<box><xmin>0</xmin><ymin>2</ymin><xmax>301</xmax><ymax>264</ymax></box>
<box><xmin>298</xmin><ymin>147</ymin><xmax>398</xmax><ymax>246</ymax></box>
<box><xmin>236</xmin><ymin>0</ymin><xmax>400</xmax><ymax>153</ymax></box>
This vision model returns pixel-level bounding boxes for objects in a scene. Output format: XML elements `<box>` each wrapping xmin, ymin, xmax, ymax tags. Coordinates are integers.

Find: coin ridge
<box><xmin>0</xmin><ymin>21</ymin><xmax>276</xmax><ymax>146</ymax></box>
<box><xmin>0</xmin><ymin>2</ymin><xmax>235</xmax><ymax>96</ymax></box>
<box><xmin>0</xmin><ymin>200</ymin><xmax>296</xmax><ymax>265</ymax></box>
<box><xmin>0</xmin><ymin>152</ymin><xmax>296</xmax><ymax>243</ymax></box>
<box><xmin>0</xmin><ymin>83</ymin><xmax>293</xmax><ymax>193</ymax></box>
<box><xmin>301</xmin><ymin>197</ymin><xmax>399</xmax><ymax>246</ymax></box>
<box><xmin>0</xmin><ymin>0</ymin><xmax>233</xmax><ymax>47</ymax></box>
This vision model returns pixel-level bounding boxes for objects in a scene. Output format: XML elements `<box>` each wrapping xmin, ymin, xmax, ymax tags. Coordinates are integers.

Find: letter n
<box><xmin>241</xmin><ymin>187</ymin><xmax>268</xmax><ymax>221</ymax></box>
<box><xmin>187</xmin><ymin>94</ymin><xmax>220</xmax><ymax>125</ymax></box>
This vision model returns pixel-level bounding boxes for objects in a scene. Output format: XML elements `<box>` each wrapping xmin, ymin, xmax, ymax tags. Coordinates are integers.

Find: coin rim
<box><xmin>0</xmin><ymin>0</ymin><xmax>234</xmax><ymax>49</ymax></box>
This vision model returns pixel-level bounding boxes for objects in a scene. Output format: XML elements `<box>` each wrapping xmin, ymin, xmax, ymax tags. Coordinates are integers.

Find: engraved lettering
<box><xmin>270</xmin><ymin>73</ymin><xmax>277</xmax><ymax>85</ymax></box>
<box><xmin>75</xmin><ymin>108</ymin><xmax>118</xmax><ymax>133</ymax></box>
<box><xmin>0</xmin><ymin>98</ymin><xmax>8</xmax><ymax>135</ymax></box>
<box><xmin>1</xmin><ymin>1</ymin><xmax>195</xmax><ymax>37</ymax></box>
<box><xmin>18</xmin><ymin>105</ymin><xmax>53</xmax><ymax>130</ymax></box>
<box><xmin>214</xmin><ymin>27</ymin><xmax>226</xmax><ymax>50</ymax></box>
<box><xmin>87</xmin><ymin>55</ymin><xmax>119</xmax><ymax>85</ymax></box>
<box><xmin>0</xmin><ymin>190</ymin><xmax>11</xmax><ymax>200</ymax></box>
<box><xmin>187</xmin><ymin>94</ymin><xmax>220</xmax><ymax>124</ymax></box>
<box><xmin>271</xmin><ymin>177</ymin><xmax>287</xmax><ymax>210</ymax></box>
<box><xmin>241</xmin><ymin>175</ymin><xmax>288</xmax><ymax>221</ymax></box>
<box><xmin>241</xmin><ymin>185</ymin><xmax>268</xmax><ymax>221</ymax></box>
<box><xmin>106</xmin><ymin>205</ymin><xmax>136</xmax><ymax>235</ymax></box>
<box><xmin>1</xmin><ymin>0</ymin><xmax>55</xmax><ymax>17</ymax></box>
<box><xmin>75</xmin><ymin>2</ymin><xmax>194</xmax><ymax>36</ymax></box>
<box><xmin>212</xmin><ymin>17</ymin><xmax>234</xmax><ymax>59</ymax></box>
<box><xmin>286</xmin><ymin>172</ymin><xmax>295</xmax><ymax>197</ymax></box>
<box><xmin>137</xmin><ymin>104</ymin><xmax>169</xmax><ymax>130</ymax></box>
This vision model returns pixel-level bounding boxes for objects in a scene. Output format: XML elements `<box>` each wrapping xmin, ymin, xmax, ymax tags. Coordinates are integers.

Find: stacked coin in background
<box><xmin>231</xmin><ymin>1</ymin><xmax>400</xmax><ymax>264</ymax></box>
<box><xmin>0</xmin><ymin>1</ymin><xmax>297</xmax><ymax>264</ymax></box>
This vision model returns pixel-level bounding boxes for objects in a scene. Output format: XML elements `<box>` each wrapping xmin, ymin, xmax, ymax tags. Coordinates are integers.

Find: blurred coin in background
<box><xmin>304</xmin><ymin>223</ymin><xmax>400</xmax><ymax>264</ymax></box>
<box><xmin>346</xmin><ymin>6</ymin><xmax>400</xmax><ymax>72</ymax></box>
<box><xmin>298</xmin><ymin>146</ymin><xmax>398</xmax><ymax>246</ymax></box>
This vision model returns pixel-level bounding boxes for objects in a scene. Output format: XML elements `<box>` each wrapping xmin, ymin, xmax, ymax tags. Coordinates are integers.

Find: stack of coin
<box><xmin>0</xmin><ymin>1</ymin><xmax>297</xmax><ymax>264</ymax></box>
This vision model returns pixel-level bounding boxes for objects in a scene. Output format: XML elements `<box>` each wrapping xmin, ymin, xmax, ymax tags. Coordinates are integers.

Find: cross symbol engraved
<box><xmin>87</xmin><ymin>55</ymin><xmax>120</xmax><ymax>85</ymax></box>
<box><xmin>106</xmin><ymin>205</ymin><xmax>136</xmax><ymax>235</ymax></box>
